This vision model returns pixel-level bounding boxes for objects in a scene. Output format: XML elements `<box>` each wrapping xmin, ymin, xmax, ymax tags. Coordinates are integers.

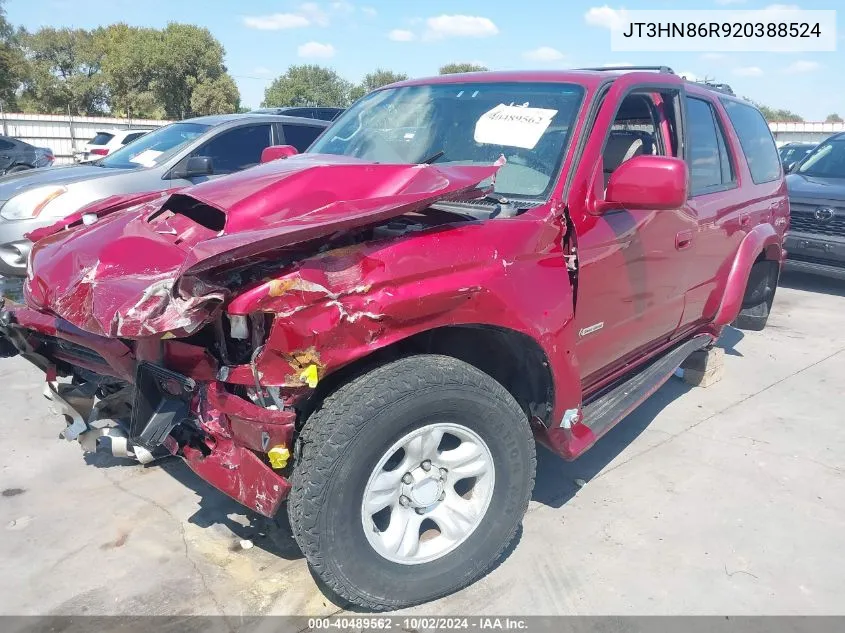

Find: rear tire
<box><xmin>288</xmin><ymin>354</ymin><xmax>535</xmax><ymax>611</ymax></box>
<box><xmin>5</xmin><ymin>165</ymin><xmax>32</xmax><ymax>174</ymax></box>
<box><xmin>732</xmin><ymin>260</ymin><xmax>778</xmax><ymax>331</ymax></box>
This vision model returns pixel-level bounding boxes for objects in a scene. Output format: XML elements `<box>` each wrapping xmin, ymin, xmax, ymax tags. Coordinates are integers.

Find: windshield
<box><xmin>99</xmin><ymin>122</ymin><xmax>210</xmax><ymax>169</ymax></box>
<box><xmin>796</xmin><ymin>139</ymin><xmax>845</xmax><ymax>178</ymax></box>
<box><xmin>308</xmin><ymin>82</ymin><xmax>585</xmax><ymax>199</ymax></box>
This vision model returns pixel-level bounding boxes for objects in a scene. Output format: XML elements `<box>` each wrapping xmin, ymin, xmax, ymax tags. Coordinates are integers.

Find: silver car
<box><xmin>0</xmin><ymin>113</ymin><xmax>328</xmax><ymax>277</ymax></box>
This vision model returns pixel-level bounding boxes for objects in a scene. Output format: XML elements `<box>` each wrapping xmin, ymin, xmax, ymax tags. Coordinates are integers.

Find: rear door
<box><xmin>676</xmin><ymin>94</ymin><xmax>743</xmax><ymax>329</ymax></box>
<box><xmin>566</xmin><ymin>72</ymin><xmax>696</xmax><ymax>386</ymax></box>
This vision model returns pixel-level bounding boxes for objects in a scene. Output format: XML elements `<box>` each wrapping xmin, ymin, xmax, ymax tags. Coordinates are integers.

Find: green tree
<box><xmin>149</xmin><ymin>23</ymin><xmax>239</xmax><ymax>118</ymax></box>
<box><xmin>825</xmin><ymin>113</ymin><xmax>843</xmax><ymax>123</ymax></box>
<box><xmin>350</xmin><ymin>68</ymin><xmax>409</xmax><ymax>101</ymax></box>
<box><xmin>0</xmin><ymin>0</ymin><xmax>28</xmax><ymax>110</ymax></box>
<box><xmin>95</xmin><ymin>24</ymin><xmax>164</xmax><ymax>119</ymax></box>
<box><xmin>190</xmin><ymin>73</ymin><xmax>240</xmax><ymax>115</ymax></box>
<box><xmin>438</xmin><ymin>62</ymin><xmax>488</xmax><ymax>75</ymax></box>
<box><xmin>263</xmin><ymin>65</ymin><xmax>352</xmax><ymax>107</ymax></box>
<box><xmin>744</xmin><ymin>98</ymin><xmax>803</xmax><ymax>123</ymax></box>
<box><xmin>18</xmin><ymin>27</ymin><xmax>107</xmax><ymax>115</ymax></box>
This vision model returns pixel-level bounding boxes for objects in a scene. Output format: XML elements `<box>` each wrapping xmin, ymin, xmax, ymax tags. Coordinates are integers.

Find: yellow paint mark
<box><xmin>268</xmin><ymin>445</ymin><xmax>291</xmax><ymax>469</ymax></box>
<box><xmin>268</xmin><ymin>278</ymin><xmax>297</xmax><ymax>297</ymax></box>
<box><xmin>161</xmin><ymin>332</ymin><xmax>176</xmax><ymax>339</ymax></box>
<box><xmin>299</xmin><ymin>364</ymin><xmax>319</xmax><ymax>388</ymax></box>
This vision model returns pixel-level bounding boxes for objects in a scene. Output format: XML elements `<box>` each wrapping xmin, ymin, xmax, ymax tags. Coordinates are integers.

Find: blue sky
<box><xmin>6</xmin><ymin>0</ymin><xmax>844</xmax><ymax>119</ymax></box>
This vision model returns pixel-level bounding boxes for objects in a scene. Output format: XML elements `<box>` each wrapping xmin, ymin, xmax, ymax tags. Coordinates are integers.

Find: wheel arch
<box><xmin>713</xmin><ymin>223</ymin><xmax>782</xmax><ymax>326</ymax></box>
<box><xmin>300</xmin><ymin>324</ymin><xmax>556</xmax><ymax>428</ymax></box>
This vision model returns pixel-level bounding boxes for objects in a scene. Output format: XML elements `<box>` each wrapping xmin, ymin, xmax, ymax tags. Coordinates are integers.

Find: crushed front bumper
<box><xmin>0</xmin><ymin>299</ymin><xmax>295</xmax><ymax>518</ymax></box>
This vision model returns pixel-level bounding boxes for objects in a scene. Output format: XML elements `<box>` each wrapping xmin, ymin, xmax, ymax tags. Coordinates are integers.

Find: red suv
<box><xmin>0</xmin><ymin>68</ymin><xmax>787</xmax><ymax>610</ymax></box>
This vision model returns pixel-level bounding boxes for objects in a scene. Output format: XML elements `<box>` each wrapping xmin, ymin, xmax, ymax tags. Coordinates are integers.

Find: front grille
<box><xmin>789</xmin><ymin>202</ymin><xmax>845</xmax><ymax>237</ymax></box>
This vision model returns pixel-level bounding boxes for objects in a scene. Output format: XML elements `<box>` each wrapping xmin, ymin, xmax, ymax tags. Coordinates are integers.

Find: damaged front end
<box><xmin>0</xmin><ymin>155</ymin><xmax>503</xmax><ymax>517</ymax></box>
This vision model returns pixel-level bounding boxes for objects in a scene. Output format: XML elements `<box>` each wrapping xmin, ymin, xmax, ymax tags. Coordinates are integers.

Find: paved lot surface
<box><xmin>1</xmin><ymin>272</ymin><xmax>844</xmax><ymax>617</ymax></box>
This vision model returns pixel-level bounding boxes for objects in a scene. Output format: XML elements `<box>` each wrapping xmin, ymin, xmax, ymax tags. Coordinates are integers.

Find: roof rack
<box><xmin>688</xmin><ymin>80</ymin><xmax>735</xmax><ymax>96</ymax></box>
<box><xmin>577</xmin><ymin>66</ymin><xmax>676</xmax><ymax>74</ymax></box>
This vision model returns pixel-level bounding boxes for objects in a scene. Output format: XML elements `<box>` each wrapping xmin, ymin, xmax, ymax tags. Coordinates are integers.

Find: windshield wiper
<box><xmin>420</xmin><ymin>150</ymin><xmax>445</xmax><ymax>164</ymax></box>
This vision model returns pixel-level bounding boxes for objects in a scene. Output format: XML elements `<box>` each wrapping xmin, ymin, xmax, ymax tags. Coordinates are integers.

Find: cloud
<box><xmin>762</xmin><ymin>4</ymin><xmax>800</xmax><ymax>10</ymax></box>
<box><xmin>330</xmin><ymin>1</ymin><xmax>354</xmax><ymax>14</ymax></box>
<box><xmin>700</xmin><ymin>52</ymin><xmax>727</xmax><ymax>61</ymax></box>
<box><xmin>714</xmin><ymin>0</ymin><xmax>746</xmax><ymax>4</ymax></box>
<box><xmin>523</xmin><ymin>46</ymin><xmax>565</xmax><ymax>62</ymax></box>
<box><xmin>732</xmin><ymin>66</ymin><xmax>763</xmax><ymax>77</ymax></box>
<box><xmin>299</xmin><ymin>2</ymin><xmax>329</xmax><ymax>26</ymax></box>
<box><xmin>361</xmin><ymin>6</ymin><xmax>377</xmax><ymax>17</ymax></box>
<box><xmin>388</xmin><ymin>29</ymin><xmax>415</xmax><ymax>42</ymax></box>
<box><xmin>424</xmin><ymin>15</ymin><xmax>499</xmax><ymax>39</ymax></box>
<box><xmin>297</xmin><ymin>41</ymin><xmax>336</xmax><ymax>58</ymax></box>
<box><xmin>251</xmin><ymin>66</ymin><xmax>273</xmax><ymax>76</ymax></box>
<box><xmin>243</xmin><ymin>13</ymin><xmax>310</xmax><ymax>30</ymax></box>
<box><xmin>785</xmin><ymin>60</ymin><xmax>820</xmax><ymax>74</ymax></box>
<box><xmin>601</xmin><ymin>61</ymin><xmax>634</xmax><ymax>67</ymax></box>
<box><xmin>584</xmin><ymin>6</ymin><xmax>630</xmax><ymax>31</ymax></box>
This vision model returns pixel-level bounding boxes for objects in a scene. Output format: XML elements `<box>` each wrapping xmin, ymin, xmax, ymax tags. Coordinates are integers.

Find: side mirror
<box><xmin>261</xmin><ymin>145</ymin><xmax>298</xmax><ymax>163</ymax></box>
<box><xmin>173</xmin><ymin>156</ymin><xmax>214</xmax><ymax>179</ymax></box>
<box><xmin>599</xmin><ymin>155</ymin><xmax>688</xmax><ymax>212</ymax></box>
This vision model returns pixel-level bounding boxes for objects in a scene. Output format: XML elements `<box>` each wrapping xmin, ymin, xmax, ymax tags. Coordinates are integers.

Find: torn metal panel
<box><xmin>24</xmin><ymin>156</ymin><xmax>501</xmax><ymax>340</ymax></box>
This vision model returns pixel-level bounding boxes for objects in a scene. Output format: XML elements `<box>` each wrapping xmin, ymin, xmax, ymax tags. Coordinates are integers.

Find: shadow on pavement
<box><xmin>531</xmin><ymin>376</ymin><xmax>692</xmax><ymax>509</ymax></box>
<box><xmin>779</xmin><ymin>271</ymin><xmax>845</xmax><ymax>297</ymax></box>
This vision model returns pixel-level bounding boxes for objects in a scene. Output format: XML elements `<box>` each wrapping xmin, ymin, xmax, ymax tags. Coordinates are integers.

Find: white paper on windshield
<box><xmin>128</xmin><ymin>149</ymin><xmax>163</xmax><ymax>167</ymax></box>
<box><xmin>473</xmin><ymin>104</ymin><xmax>557</xmax><ymax>149</ymax></box>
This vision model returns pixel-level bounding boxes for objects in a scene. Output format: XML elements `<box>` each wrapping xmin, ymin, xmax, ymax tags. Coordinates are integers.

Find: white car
<box><xmin>74</xmin><ymin>129</ymin><xmax>153</xmax><ymax>163</ymax></box>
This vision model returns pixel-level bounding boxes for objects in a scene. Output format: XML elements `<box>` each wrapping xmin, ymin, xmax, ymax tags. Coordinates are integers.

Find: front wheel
<box><xmin>288</xmin><ymin>354</ymin><xmax>536</xmax><ymax>611</ymax></box>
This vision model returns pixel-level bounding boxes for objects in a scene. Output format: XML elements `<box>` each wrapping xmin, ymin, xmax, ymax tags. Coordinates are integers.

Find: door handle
<box><xmin>675</xmin><ymin>230</ymin><xmax>693</xmax><ymax>250</ymax></box>
<box><xmin>740</xmin><ymin>211</ymin><xmax>751</xmax><ymax>227</ymax></box>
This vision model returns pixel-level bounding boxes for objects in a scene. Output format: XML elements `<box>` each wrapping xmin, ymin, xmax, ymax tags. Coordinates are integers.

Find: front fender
<box><xmin>713</xmin><ymin>223</ymin><xmax>782</xmax><ymax>327</ymax></box>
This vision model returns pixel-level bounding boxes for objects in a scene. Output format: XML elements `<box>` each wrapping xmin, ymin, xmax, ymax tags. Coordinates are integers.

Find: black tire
<box><xmin>732</xmin><ymin>260</ymin><xmax>778</xmax><ymax>331</ymax></box>
<box><xmin>5</xmin><ymin>165</ymin><xmax>32</xmax><ymax>174</ymax></box>
<box><xmin>288</xmin><ymin>354</ymin><xmax>536</xmax><ymax>611</ymax></box>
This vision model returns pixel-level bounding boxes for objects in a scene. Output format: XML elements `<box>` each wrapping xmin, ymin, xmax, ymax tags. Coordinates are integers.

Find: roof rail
<box><xmin>577</xmin><ymin>65</ymin><xmax>676</xmax><ymax>74</ymax></box>
<box><xmin>687</xmin><ymin>80</ymin><xmax>735</xmax><ymax>96</ymax></box>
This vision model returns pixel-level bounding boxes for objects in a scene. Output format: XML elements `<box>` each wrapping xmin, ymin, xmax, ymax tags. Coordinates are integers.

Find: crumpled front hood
<box><xmin>25</xmin><ymin>154</ymin><xmax>501</xmax><ymax>338</ymax></box>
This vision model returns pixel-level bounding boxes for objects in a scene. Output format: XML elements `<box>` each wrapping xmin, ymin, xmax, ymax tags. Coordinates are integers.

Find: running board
<box><xmin>581</xmin><ymin>335</ymin><xmax>712</xmax><ymax>439</ymax></box>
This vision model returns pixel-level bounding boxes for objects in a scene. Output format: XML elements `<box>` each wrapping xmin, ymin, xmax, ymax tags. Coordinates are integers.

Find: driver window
<box><xmin>602</xmin><ymin>93</ymin><xmax>666</xmax><ymax>187</ymax></box>
<box><xmin>191</xmin><ymin>124</ymin><xmax>272</xmax><ymax>174</ymax></box>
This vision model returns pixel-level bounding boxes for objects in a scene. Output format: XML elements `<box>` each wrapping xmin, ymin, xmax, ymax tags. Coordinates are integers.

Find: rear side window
<box><xmin>720</xmin><ymin>99</ymin><xmax>780</xmax><ymax>184</ymax></box>
<box><xmin>123</xmin><ymin>132</ymin><xmax>146</xmax><ymax>144</ymax></box>
<box><xmin>90</xmin><ymin>132</ymin><xmax>115</xmax><ymax>145</ymax></box>
<box><xmin>0</xmin><ymin>139</ymin><xmax>15</xmax><ymax>151</ymax></box>
<box><xmin>686</xmin><ymin>97</ymin><xmax>735</xmax><ymax>195</ymax></box>
<box><xmin>282</xmin><ymin>124</ymin><xmax>324</xmax><ymax>152</ymax></box>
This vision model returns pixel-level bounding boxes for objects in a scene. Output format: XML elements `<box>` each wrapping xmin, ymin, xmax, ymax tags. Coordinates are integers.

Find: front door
<box><xmin>568</xmin><ymin>78</ymin><xmax>696</xmax><ymax>387</ymax></box>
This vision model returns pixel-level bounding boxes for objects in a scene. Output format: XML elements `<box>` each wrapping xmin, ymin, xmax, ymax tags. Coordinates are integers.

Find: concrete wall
<box><xmin>0</xmin><ymin>112</ymin><xmax>172</xmax><ymax>165</ymax></box>
<box><xmin>770</xmin><ymin>121</ymin><xmax>845</xmax><ymax>147</ymax></box>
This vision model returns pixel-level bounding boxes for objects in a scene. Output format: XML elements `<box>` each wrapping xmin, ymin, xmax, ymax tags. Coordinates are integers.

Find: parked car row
<box><xmin>0</xmin><ymin>68</ymin><xmax>791</xmax><ymax>610</ymax></box>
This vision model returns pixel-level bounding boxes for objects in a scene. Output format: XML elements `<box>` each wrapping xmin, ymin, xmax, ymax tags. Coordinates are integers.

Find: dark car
<box><xmin>0</xmin><ymin>136</ymin><xmax>55</xmax><ymax>175</ymax></box>
<box><xmin>250</xmin><ymin>106</ymin><xmax>344</xmax><ymax>121</ymax></box>
<box><xmin>779</xmin><ymin>141</ymin><xmax>816</xmax><ymax>172</ymax></box>
<box><xmin>784</xmin><ymin>133</ymin><xmax>845</xmax><ymax>279</ymax></box>
<box><xmin>0</xmin><ymin>114</ymin><xmax>328</xmax><ymax>277</ymax></box>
